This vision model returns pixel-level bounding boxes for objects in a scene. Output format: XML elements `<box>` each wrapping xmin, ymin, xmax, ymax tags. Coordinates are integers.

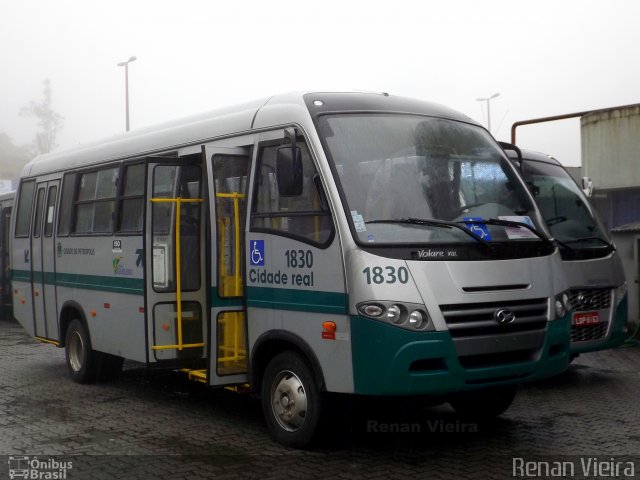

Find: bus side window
<box><xmin>73</xmin><ymin>167</ymin><xmax>118</xmax><ymax>234</ymax></box>
<box><xmin>118</xmin><ymin>163</ymin><xmax>145</xmax><ymax>233</ymax></box>
<box><xmin>15</xmin><ymin>180</ymin><xmax>36</xmax><ymax>238</ymax></box>
<box><xmin>57</xmin><ymin>173</ymin><xmax>76</xmax><ymax>236</ymax></box>
<box><xmin>44</xmin><ymin>186</ymin><xmax>57</xmax><ymax>237</ymax></box>
<box><xmin>32</xmin><ymin>189</ymin><xmax>45</xmax><ymax>239</ymax></box>
<box><xmin>151</xmin><ymin>164</ymin><xmax>202</xmax><ymax>293</ymax></box>
<box><xmin>251</xmin><ymin>139</ymin><xmax>332</xmax><ymax>246</ymax></box>
<box><xmin>213</xmin><ymin>153</ymin><xmax>250</xmax><ymax>298</ymax></box>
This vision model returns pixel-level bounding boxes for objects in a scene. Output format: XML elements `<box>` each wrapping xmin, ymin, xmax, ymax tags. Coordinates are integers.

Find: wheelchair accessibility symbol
<box><xmin>463</xmin><ymin>217</ymin><xmax>492</xmax><ymax>241</ymax></box>
<box><xmin>250</xmin><ymin>240</ymin><xmax>265</xmax><ymax>266</ymax></box>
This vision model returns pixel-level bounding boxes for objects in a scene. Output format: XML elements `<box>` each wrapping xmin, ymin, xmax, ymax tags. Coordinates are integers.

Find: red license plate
<box><xmin>572</xmin><ymin>311</ymin><xmax>600</xmax><ymax>327</ymax></box>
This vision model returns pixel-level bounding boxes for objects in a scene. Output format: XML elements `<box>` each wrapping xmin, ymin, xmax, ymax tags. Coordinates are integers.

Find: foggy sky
<box><xmin>1</xmin><ymin>0</ymin><xmax>639</xmax><ymax>168</ymax></box>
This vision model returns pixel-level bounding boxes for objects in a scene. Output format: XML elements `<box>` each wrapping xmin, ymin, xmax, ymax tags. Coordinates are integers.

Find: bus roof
<box><xmin>21</xmin><ymin>91</ymin><xmax>480</xmax><ymax>178</ymax></box>
<box><xmin>0</xmin><ymin>191</ymin><xmax>14</xmax><ymax>203</ymax></box>
<box><xmin>507</xmin><ymin>148</ymin><xmax>562</xmax><ymax>167</ymax></box>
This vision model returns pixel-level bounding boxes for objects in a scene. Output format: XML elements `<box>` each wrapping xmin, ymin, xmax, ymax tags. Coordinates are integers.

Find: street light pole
<box><xmin>117</xmin><ymin>56</ymin><xmax>137</xmax><ymax>131</ymax></box>
<box><xmin>476</xmin><ymin>92</ymin><xmax>500</xmax><ymax>133</ymax></box>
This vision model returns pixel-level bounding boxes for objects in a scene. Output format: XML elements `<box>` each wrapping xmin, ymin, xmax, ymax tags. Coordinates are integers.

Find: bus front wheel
<box><xmin>261</xmin><ymin>351</ymin><xmax>324</xmax><ymax>448</ymax></box>
<box><xmin>65</xmin><ymin>319</ymin><xmax>99</xmax><ymax>384</ymax></box>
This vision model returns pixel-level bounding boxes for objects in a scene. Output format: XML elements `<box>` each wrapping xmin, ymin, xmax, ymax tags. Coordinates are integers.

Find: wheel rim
<box><xmin>270</xmin><ymin>370</ymin><xmax>308</xmax><ymax>432</ymax></box>
<box><xmin>68</xmin><ymin>330</ymin><xmax>84</xmax><ymax>372</ymax></box>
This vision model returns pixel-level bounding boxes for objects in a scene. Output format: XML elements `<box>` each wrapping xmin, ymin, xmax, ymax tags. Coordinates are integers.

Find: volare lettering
<box><xmin>417</xmin><ymin>249</ymin><xmax>445</xmax><ymax>258</ymax></box>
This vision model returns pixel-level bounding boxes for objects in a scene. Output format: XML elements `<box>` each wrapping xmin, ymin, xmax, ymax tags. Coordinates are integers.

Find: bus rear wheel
<box><xmin>449</xmin><ymin>385</ymin><xmax>517</xmax><ymax>419</ymax></box>
<box><xmin>65</xmin><ymin>319</ymin><xmax>99</xmax><ymax>384</ymax></box>
<box><xmin>262</xmin><ymin>351</ymin><xmax>324</xmax><ymax>448</ymax></box>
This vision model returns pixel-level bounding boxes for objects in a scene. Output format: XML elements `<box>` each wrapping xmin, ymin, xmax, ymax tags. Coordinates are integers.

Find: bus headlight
<box><xmin>555</xmin><ymin>292</ymin><xmax>571</xmax><ymax>318</ymax></box>
<box><xmin>361</xmin><ymin>303</ymin><xmax>384</xmax><ymax>317</ymax></box>
<box><xmin>387</xmin><ymin>305</ymin><xmax>403</xmax><ymax>324</ymax></box>
<box><xmin>357</xmin><ymin>301</ymin><xmax>433</xmax><ymax>331</ymax></box>
<box><xmin>408</xmin><ymin>310</ymin><xmax>427</xmax><ymax>329</ymax></box>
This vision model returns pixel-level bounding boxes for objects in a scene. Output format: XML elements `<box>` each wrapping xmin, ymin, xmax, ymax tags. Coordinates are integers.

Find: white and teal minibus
<box><xmin>11</xmin><ymin>92</ymin><xmax>571</xmax><ymax>447</ymax></box>
<box><xmin>506</xmin><ymin>148</ymin><xmax>627</xmax><ymax>358</ymax></box>
<box><xmin>0</xmin><ymin>191</ymin><xmax>14</xmax><ymax>321</ymax></box>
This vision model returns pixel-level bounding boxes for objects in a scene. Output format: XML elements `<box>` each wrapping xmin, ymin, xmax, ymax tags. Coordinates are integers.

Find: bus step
<box><xmin>224</xmin><ymin>384</ymin><xmax>251</xmax><ymax>394</ymax></box>
<box><xmin>179</xmin><ymin>369</ymin><xmax>251</xmax><ymax>393</ymax></box>
<box><xmin>180</xmin><ymin>368</ymin><xmax>207</xmax><ymax>383</ymax></box>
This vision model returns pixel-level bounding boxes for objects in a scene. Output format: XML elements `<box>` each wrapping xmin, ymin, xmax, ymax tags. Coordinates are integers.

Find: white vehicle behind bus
<box><xmin>506</xmin><ymin>148</ymin><xmax>627</xmax><ymax>357</ymax></box>
<box><xmin>0</xmin><ymin>191</ymin><xmax>14</xmax><ymax>321</ymax></box>
<box><xmin>11</xmin><ymin>92</ymin><xmax>572</xmax><ymax>447</ymax></box>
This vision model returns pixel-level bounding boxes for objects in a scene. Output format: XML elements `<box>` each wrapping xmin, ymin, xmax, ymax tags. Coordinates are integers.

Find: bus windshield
<box><xmin>318</xmin><ymin>114</ymin><xmax>540</xmax><ymax>245</ymax></box>
<box><xmin>520</xmin><ymin>159</ymin><xmax>612</xmax><ymax>251</ymax></box>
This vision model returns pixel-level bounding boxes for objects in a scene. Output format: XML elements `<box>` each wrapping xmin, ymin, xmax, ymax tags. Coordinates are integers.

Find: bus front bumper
<box><xmin>350</xmin><ymin>315</ymin><xmax>570</xmax><ymax>396</ymax></box>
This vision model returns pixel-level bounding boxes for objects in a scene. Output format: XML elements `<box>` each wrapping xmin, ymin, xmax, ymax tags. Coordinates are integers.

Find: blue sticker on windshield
<box><xmin>464</xmin><ymin>217</ymin><xmax>492</xmax><ymax>241</ymax></box>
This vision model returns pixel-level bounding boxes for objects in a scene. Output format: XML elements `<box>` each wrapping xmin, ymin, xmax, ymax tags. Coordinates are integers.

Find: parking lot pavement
<box><xmin>1</xmin><ymin>317</ymin><xmax>639</xmax><ymax>479</ymax></box>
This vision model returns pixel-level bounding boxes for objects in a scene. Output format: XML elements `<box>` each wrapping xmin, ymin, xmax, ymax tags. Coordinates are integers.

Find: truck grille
<box><xmin>571</xmin><ymin>322</ymin><xmax>609</xmax><ymax>342</ymax></box>
<box><xmin>440</xmin><ymin>298</ymin><xmax>548</xmax><ymax>338</ymax></box>
<box><xmin>568</xmin><ymin>288</ymin><xmax>611</xmax><ymax>311</ymax></box>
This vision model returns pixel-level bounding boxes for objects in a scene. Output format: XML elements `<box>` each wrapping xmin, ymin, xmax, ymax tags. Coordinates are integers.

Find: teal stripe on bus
<box><xmin>246</xmin><ymin>286</ymin><xmax>347</xmax><ymax>314</ymax></box>
<box><xmin>11</xmin><ymin>269</ymin><xmax>144</xmax><ymax>295</ymax></box>
<box><xmin>11</xmin><ymin>269</ymin><xmax>31</xmax><ymax>282</ymax></box>
<box><xmin>209</xmin><ymin>288</ymin><xmax>245</xmax><ymax>308</ymax></box>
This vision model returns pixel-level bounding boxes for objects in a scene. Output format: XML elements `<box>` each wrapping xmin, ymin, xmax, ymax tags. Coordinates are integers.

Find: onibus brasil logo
<box><xmin>8</xmin><ymin>456</ymin><xmax>73</xmax><ymax>479</ymax></box>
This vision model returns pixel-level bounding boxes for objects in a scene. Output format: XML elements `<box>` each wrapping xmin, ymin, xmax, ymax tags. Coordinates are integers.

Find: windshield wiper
<box><xmin>562</xmin><ymin>236</ymin><xmax>614</xmax><ymax>249</ymax></box>
<box><xmin>459</xmin><ymin>217</ymin><xmax>554</xmax><ymax>247</ymax></box>
<box><xmin>366</xmin><ymin>218</ymin><xmax>491</xmax><ymax>247</ymax></box>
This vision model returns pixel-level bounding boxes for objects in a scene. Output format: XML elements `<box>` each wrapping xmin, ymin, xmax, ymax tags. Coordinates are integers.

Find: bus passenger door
<box><xmin>1</xmin><ymin>199</ymin><xmax>14</xmax><ymax>321</ymax></box>
<box><xmin>205</xmin><ymin>144</ymin><xmax>252</xmax><ymax>386</ymax></box>
<box><xmin>30</xmin><ymin>180</ymin><xmax>59</xmax><ymax>340</ymax></box>
<box><xmin>144</xmin><ymin>159</ymin><xmax>207</xmax><ymax>364</ymax></box>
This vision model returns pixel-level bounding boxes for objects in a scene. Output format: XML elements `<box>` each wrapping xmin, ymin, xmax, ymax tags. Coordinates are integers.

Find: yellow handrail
<box><xmin>214</xmin><ymin>191</ymin><xmax>247</xmax><ymax>374</ymax></box>
<box><xmin>150</xmin><ymin>196</ymin><xmax>203</xmax><ymax>351</ymax></box>
<box><xmin>215</xmin><ymin>192</ymin><xmax>245</xmax><ymax>297</ymax></box>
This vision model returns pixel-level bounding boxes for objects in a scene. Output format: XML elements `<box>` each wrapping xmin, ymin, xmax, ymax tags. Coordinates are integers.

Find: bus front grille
<box><xmin>567</xmin><ymin>288</ymin><xmax>611</xmax><ymax>311</ymax></box>
<box><xmin>571</xmin><ymin>322</ymin><xmax>609</xmax><ymax>342</ymax></box>
<box><xmin>440</xmin><ymin>298</ymin><xmax>548</xmax><ymax>338</ymax></box>
<box><xmin>439</xmin><ymin>298</ymin><xmax>549</xmax><ymax>368</ymax></box>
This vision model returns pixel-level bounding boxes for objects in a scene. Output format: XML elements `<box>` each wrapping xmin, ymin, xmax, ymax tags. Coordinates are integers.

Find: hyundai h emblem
<box><xmin>494</xmin><ymin>308</ymin><xmax>516</xmax><ymax>324</ymax></box>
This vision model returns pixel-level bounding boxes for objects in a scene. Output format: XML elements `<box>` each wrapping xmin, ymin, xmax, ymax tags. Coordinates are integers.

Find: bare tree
<box><xmin>20</xmin><ymin>78</ymin><xmax>64</xmax><ymax>155</ymax></box>
<box><xmin>0</xmin><ymin>133</ymin><xmax>31</xmax><ymax>178</ymax></box>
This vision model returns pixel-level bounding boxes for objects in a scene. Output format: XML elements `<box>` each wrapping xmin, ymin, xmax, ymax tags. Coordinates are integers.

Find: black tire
<box><xmin>261</xmin><ymin>351</ymin><xmax>324</xmax><ymax>448</ymax></box>
<box><xmin>65</xmin><ymin>319</ymin><xmax>100</xmax><ymax>384</ymax></box>
<box><xmin>449</xmin><ymin>385</ymin><xmax>517</xmax><ymax>419</ymax></box>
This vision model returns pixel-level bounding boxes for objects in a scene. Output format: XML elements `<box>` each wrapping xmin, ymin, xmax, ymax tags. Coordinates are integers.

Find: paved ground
<box><xmin>1</xmin><ymin>318</ymin><xmax>639</xmax><ymax>479</ymax></box>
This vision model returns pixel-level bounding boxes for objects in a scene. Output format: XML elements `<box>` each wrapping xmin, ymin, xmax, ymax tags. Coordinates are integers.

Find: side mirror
<box><xmin>276</xmin><ymin>130</ymin><xmax>303</xmax><ymax>197</ymax></box>
<box><xmin>499</xmin><ymin>141</ymin><xmax>523</xmax><ymax>169</ymax></box>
